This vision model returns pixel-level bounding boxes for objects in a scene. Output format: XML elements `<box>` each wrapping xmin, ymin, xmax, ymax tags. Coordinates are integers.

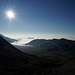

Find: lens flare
<box><xmin>7</xmin><ymin>11</ymin><xmax>14</xmax><ymax>19</ymax></box>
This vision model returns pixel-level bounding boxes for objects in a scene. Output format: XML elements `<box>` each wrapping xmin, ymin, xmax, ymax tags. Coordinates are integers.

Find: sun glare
<box><xmin>7</xmin><ymin>11</ymin><xmax>14</xmax><ymax>19</ymax></box>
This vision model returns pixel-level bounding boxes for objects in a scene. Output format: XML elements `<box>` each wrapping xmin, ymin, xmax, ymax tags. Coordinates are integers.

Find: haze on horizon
<box><xmin>0</xmin><ymin>0</ymin><xmax>75</xmax><ymax>44</ymax></box>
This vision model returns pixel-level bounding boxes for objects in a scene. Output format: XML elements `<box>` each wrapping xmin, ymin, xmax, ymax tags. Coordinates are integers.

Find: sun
<box><xmin>6</xmin><ymin>11</ymin><xmax>14</xmax><ymax>19</ymax></box>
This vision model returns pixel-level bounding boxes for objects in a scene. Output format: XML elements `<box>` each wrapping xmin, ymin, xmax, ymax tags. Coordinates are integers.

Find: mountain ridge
<box><xmin>0</xmin><ymin>34</ymin><xmax>18</xmax><ymax>43</ymax></box>
<box><xmin>25</xmin><ymin>38</ymin><xmax>75</xmax><ymax>51</ymax></box>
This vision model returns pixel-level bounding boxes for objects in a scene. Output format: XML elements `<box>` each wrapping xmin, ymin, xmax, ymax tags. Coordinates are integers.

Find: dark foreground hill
<box><xmin>0</xmin><ymin>34</ymin><xmax>18</xmax><ymax>43</ymax></box>
<box><xmin>0</xmin><ymin>36</ymin><xmax>64</xmax><ymax>75</ymax></box>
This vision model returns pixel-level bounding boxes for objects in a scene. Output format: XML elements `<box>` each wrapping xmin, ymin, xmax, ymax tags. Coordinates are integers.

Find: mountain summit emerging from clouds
<box><xmin>0</xmin><ymin>34</ymin><xmax>18</xmax><ymax>43</ymax></box>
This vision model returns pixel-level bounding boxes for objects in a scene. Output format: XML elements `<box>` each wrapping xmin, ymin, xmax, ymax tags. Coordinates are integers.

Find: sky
<box><xmin>0</xmin><ymin>0</ymin><xmax>75</xmax><ymax>44</ymax></box>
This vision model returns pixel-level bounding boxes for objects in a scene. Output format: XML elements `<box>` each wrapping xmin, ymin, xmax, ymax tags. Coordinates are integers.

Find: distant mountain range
<box><xmin>25</xmin><ymin>38</ymin><xmax>75</xmax><ymax>51</ymax></box>
<box><xmin>0</xmin><ymin>34</ymin><xmax>18</xmax><ymax>43</ymax></box>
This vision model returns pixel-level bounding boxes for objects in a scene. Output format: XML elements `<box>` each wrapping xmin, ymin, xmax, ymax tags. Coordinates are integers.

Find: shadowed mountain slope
<box><xmin>0</xmin><ymin>36</ymin><xmax>34</xmax><ymax>74</ymax></box>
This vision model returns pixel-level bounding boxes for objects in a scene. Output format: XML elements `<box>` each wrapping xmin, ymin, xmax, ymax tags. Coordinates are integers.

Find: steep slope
<box><xmin>0</xmin><ymin>34</ymin><xmax>18</xmax><ymax>43</ymax></box>
<box><xmin>0</xmin><ymin>35</ymin><xmax>31</xmax><ymax>61</ymax></box>
<box><xmin>0</xmin><ymin>36</ymin><xmax>34</xmax><ymax>74</ymax></box>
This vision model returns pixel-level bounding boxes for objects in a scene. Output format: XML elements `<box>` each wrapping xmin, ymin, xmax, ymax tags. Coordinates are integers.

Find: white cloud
<box><xmin>4</xmin><ymin>34</ymin><xmax>75</xmax><ymax>46</ymax></box>
<box><xmin>11</xmin><ymin>37</ymin><xmax>33</xmax><ymax>46</ymax></box>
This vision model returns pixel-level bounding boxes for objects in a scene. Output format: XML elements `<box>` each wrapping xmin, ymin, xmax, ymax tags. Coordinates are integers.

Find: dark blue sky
<box><xmin>0</xmin><ymin>0</ymin><xmax>75</xmax><ymax>39</ymax></box>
